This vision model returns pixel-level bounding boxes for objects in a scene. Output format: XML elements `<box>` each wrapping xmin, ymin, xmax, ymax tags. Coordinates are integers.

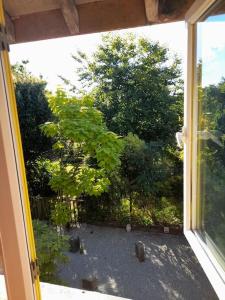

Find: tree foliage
<box><xmin>13</xmin><ymin>62</ymin><xmax>53</xmax><ymax>196</ymax></box>
<box><xmin>71</xmin><ymin>34</ymin><xmax>183</xmax><ymax>144</ymax></box>
<box><xmin>67</xmin><ymin>34</ymin><xmax>184</xmax><ymax>206</ymax></box>
<box><xmin>15</xmin><ymin>34</ymin><xmax>185</xmax><ymax>227</ymax></box>
<box><xmin>33</xmin><ymin>220</ymin><xmax>69</xmax><ymax>283</ymax></box>
<box><xmin>120</xmin><ymin>133</ymin><xmax>156</xmax><ymax>197</ymax></box>
<box><xmin>197</xmin><ymin>78</ymin><xmax>225</xmax><ymax>253</ymax></box>
<box><xmin>13</xmin><ymin>62</ymin><xmax>52</xmax><ymax>162</ymax></box>
<box><xmin>41</xmin><ymin>89</ymin><xmax>124</xmax><ymax>198</ymax></box>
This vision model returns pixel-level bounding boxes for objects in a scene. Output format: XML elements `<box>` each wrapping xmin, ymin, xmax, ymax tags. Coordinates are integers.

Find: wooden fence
<box><xmin>30</xmin><ymin>196</ymin><xmax>80</xmax><ymax>223</ymax></box>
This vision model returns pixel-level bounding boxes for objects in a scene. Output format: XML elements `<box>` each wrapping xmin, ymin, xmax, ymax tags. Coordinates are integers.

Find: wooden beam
<box><xmin>13</xmin><ymin>9</ymin><xmax>69</xmax><ymax>43</ymax></box>
<box><xmin>144</xmin><ymin>0</ymin><xmax>159</xmax><ymax>23</ymax></box>
<box><xmin>4</xmin><ymin>0</ymin><xmax>59</xmax><ymax>18</ymax></box>
<box><xmin>159</xmin><ymin>0</ymin><xmax>194</xmax><ymax>22</ymax></box>
<box><xmin>0</xmin><ymin>240</ymin><xmax>3</xmax><ymax>274</ymax></box>
<box><xmin>76</xmin><ymin>0</ymin><xmax>103</xmax><ymax>4</ymax></box>
<box><xmin>79</xmin><ymin>0</ymin><xmax>146</xmax><ymax>34</ymax></box>
<box><xmin>61</xmin><ymin>0</ymin><xmax>79</xmax><ymax>35</ymax></box>
<box><xmin>4</xmin><ymin>11</ymin><xmax>15</xmax><ymax>43</ymax></box>
<box><xmin>13</xmin><ymin>0</ymin><xmax>146</xmax><ymax>44</ymax></box>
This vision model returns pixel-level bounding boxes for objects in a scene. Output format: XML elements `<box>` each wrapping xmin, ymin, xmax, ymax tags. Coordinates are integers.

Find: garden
<box><xmin>13</xmin><ymin>34</ymin><xmax>194</xmax><ymax>294</ymax></box>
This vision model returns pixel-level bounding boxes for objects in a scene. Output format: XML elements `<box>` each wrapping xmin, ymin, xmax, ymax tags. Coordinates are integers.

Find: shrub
<box><xmin>114</xmin><ymin>199</ymin><xmax>130</xmax><ymax>225</ymax></box>
<box><xmin>154</xmin><ymin>197</ymin><xmax>182</xmax><ymax>225</ymax></box>
<box><xmin>51</xmin><ymin>202</ymin><xmax>71</xmax><ymax>227</ymax></box>
<box><xmin>33</xmin><ymin>220</ymin><xmax>69</xmax><ymax>283</ymax></box>
<box><xmin>114</xmin><ymin>199</ymin><xmax>153</xmax><ymax>227</ymax></box>
<box><xmin>131</xmin><ymin>206</ymin><xmax>153</xmax><ymax>226</ymax></box>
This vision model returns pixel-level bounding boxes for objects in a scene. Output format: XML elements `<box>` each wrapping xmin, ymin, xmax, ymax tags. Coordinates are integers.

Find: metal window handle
<box><xmin>176</xmin><ymin>127</ymin><xmax>186</xmax><ymax>149</ymax></box>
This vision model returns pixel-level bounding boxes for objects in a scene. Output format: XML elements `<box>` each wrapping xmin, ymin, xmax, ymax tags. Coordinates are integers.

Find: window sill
<box><xmin>0</xmin><ymin>275</ymin><xmax>130</xmax><ymax>300</ymax></box>
<box><xmin>185</xmin><ymin>230</ymin><xmax>225</xmax><ymax>300</ymax></box>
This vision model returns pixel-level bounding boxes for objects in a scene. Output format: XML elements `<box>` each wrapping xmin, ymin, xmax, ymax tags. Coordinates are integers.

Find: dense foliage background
<box><xmin>65</xmin><ymin>34</ymin><xmax>184</xmax><ymax>225</ymax></box>
<box><xmin>14</xmin><ymin>34</ymin><xmax>184</xmax><ymax>230</ymax></box>
<box><xmin>13</xmin><ymin>61</ymin><xmax>53</xmax><ymax>197</ymax></box>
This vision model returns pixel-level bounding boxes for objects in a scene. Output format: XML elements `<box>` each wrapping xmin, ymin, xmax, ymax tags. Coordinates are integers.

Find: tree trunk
<box><xmin>129</xmin><ymin>196</ymin><xmax>133</xmax><ymax>224</ymax></box>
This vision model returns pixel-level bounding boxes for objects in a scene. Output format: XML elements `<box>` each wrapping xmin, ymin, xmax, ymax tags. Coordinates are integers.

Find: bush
<box><xmin>77</xmin><ymin>196</ymin><xmax>181</xmax><ymax>227</ymax></box>
<box><xmin>114</xmin><ymin>199</ymin><xmax>153</xmax><ymax>227</ymax></box>
<box><xmin>114</xmin><ymin>199</ymin><xmax>130</xmax><ymax>225</ymax></box>
<box><xmin>28</xmin><ymin>159</ymin><xmax>55</xmax><ymax>197</ymax></box>
<box><xmin>33</xmin><ymin>220</ymin><xmax>69</xmax><ymax>283</ymax></box>
<box><xmin>154</xmin><ymin>197</ymin><xmax>182</xmax><ymax>226</ymax></box>
<box><xmin>131</xmin><ymin>206</ymin><xmax>153</xmax><ymax>226</ymax></box>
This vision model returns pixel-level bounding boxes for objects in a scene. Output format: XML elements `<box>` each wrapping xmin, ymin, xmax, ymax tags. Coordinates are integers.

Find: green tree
<box><xmin>65</xmin><ymin>34</ymin><xmax>183</xmax><ymax>203</ymax></box>
<box><xmin>13</xmin><ymin>61</ymin><xmax>52</xmax><ymax>162</ymax></box>
<box><xmin>69</xmin><ymin>34</ymin><xmax>183</xmax><ymax>144</ymax></box>
<box><xmin>41</xmin><ymin>89</ymin><xmax>124</xmax><ymax>224</ymax></box>
<box><xmin>120</xmin><ymin>133</ymin><xmax>173</xmax><ymax>217</ymax></box>
<box><xmin>13</xmin><ymin>62</ymin><xmax>53</xmax><ymax>196</ymax></box>
<box><xmin>59</xmin><ymin>34</ymin><xmax>184</xmax><ymax>223</ymax></box>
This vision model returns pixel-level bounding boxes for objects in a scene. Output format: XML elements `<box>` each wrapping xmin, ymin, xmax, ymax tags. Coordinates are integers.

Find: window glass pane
<box><xmin>196</xmin><ymin>0</ymin><xmax>225</xmax><ymax>265</ymax></box>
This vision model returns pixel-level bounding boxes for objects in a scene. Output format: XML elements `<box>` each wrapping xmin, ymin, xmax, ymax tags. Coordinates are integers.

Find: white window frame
<box><xmin>184</xmin><ymin>1</ymin><xmax>225</xmax><ymax>299</ymax></box>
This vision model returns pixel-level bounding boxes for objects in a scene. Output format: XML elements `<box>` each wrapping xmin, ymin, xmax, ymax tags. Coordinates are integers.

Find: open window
<box><xmin>0</xmin><ymin>0</ymin><xmax>225</xmax><ymax>299</ymax></box>
<box><xmin>184</xmin><ymin>0</ymin><xmax>225</xmax><ymax>298</ymax></box>
<box><xmin>0</xmin><ymin>3</ymin><xmax>41</xmax><ymax>299</ymax></box>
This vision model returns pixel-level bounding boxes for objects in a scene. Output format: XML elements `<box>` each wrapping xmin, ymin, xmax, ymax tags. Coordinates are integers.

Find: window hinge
<box><xmin>30</xmin><ymin>259</ymin><xmax>40</xmax><ymax>283</ymax></box>
<box><xmin>0</xmin><ymin>24</ymin><xmax>9</xmax><ymax>52</ymax></box>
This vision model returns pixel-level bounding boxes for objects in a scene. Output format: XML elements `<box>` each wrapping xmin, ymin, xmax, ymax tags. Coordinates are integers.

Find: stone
<box><xmin>69</xmin><ymin>236</ymin><xmax>80</xmax><ymax>253</ymax></box>
<box><xmin>82</xmin><ymin>277</ymin><xmax>98</xmax><ymax>291</ymax></box>
<box><xmin>80</xmin><ymin>242</ymin><xmax>86</xmax><ymax>254</ymax></box>
<box><xmin>135</xmin><ymin>241</ymin><xmax>145</xmax><ymax>262</ymax></box>
<box><xmin>164</xmin><ymin>226</ymin><xmax>170</xmax><ymax>234</ymax></box>
<box><xmin>126</xmin><ymin>224</ymin><xmax>131</xmax><ymax>232</ymax></box>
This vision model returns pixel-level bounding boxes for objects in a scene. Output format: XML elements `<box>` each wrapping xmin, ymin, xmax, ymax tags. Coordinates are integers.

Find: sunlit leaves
<box><xmin>42</xmin><ymin>89</ymin><xmax>123</xmax><ymax>198</ymax></box>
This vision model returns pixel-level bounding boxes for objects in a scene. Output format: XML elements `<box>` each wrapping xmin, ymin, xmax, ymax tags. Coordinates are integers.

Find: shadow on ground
<box><xmin>58</xmin><ymin>225</ymin><xmax>218</xmax><ymax>300</ymax></box>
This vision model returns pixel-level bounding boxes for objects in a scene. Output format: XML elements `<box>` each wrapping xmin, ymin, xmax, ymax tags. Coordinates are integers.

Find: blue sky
<box><xmin>9</xmin><ymin>22</ymin><xmax>186</xmax><ymax>92</ymax></box>
<box><xmin>197</xmin><ymin>21</ymin><xmax>225</xmax><ymax>87</ymax></box>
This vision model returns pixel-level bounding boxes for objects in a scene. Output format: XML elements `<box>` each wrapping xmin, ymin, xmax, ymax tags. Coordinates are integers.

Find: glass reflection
<box><xmin>196</xmin><ymin>1</ymin><xmax>225</xmax><ymax>263</ymax></box>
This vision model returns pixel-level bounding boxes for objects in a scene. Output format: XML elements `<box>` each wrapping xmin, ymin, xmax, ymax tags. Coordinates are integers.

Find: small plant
<box><xmin>115</xmin><ymin>199</ymin><xmax>130</xmax><ymax>225</ymax></box>
<box><xmin>33</xmin><ymin>220</ymin><xmax>69</xmax><ymax>283</ymax></box>
<box><xmin>51</xmin><ymin>202</ymin><xmax>71</xmax><ymax>231</ymax></box>
<box><xmin>131</xmin><ymin>206</ymin><xmax>153</xmax><ymax>226</ymax></box>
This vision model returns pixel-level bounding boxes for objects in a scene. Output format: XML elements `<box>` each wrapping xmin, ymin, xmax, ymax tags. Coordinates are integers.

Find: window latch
<box><xmin>176</xmin><ymin>126</ymin><xmax>186</xmax><ymax>149</ymax></box>
<box><xmin>30</xmin><ymin>259</ymin><xmax>40</xmax><ymax>283</ymax></box>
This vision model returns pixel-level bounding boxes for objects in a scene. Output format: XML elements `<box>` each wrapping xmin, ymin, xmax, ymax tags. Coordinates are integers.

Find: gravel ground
<box><xmin>58</xmin><ymin>225</ymin><xmax>218</xmax><ymax>300</ymax></box>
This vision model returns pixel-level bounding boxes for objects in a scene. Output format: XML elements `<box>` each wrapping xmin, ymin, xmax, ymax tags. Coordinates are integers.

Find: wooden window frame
<box><xmin>184</xmin><ymin>1</ymin><xmax>225</xmax><ymax>299</ymax></box>
<box><xmin>0</xmin><ymin>1</ymin><xmax>41</xmax><ymax>299</ymax></box>
<box><xmin>1</xmin><ymin>0</ymin><xmax>225</xmax><ymax>299</ymax></box>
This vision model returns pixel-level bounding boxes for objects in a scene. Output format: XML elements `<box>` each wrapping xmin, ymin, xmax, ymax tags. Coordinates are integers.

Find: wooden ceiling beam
<box><xmin>159</xmin><ymin>0</ymin><xmax>195</xmax><ymax>22</ymax></box>
<box><xmin>3</xmin><ymin>0</ymin><xmax>60</xmax><ymax>18</ymax></box>
<box><xmin>61</xmin><ymin>0</ymin><xmax>79</xmax><ymax>35</ymax></box>
<box><xmin>4</xmin><ymin>11</ymin><xmax>15</xmax><ymax>43</ymax></box>
<box><xmin>144</xmin><ymin>0</ymin><xmax>159</xmax><ymax>23</ymax></box>
<box><xmin>7</xmin><ymin>0</ymin><xmax>195</xmax><ymax>44</ymax></box>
